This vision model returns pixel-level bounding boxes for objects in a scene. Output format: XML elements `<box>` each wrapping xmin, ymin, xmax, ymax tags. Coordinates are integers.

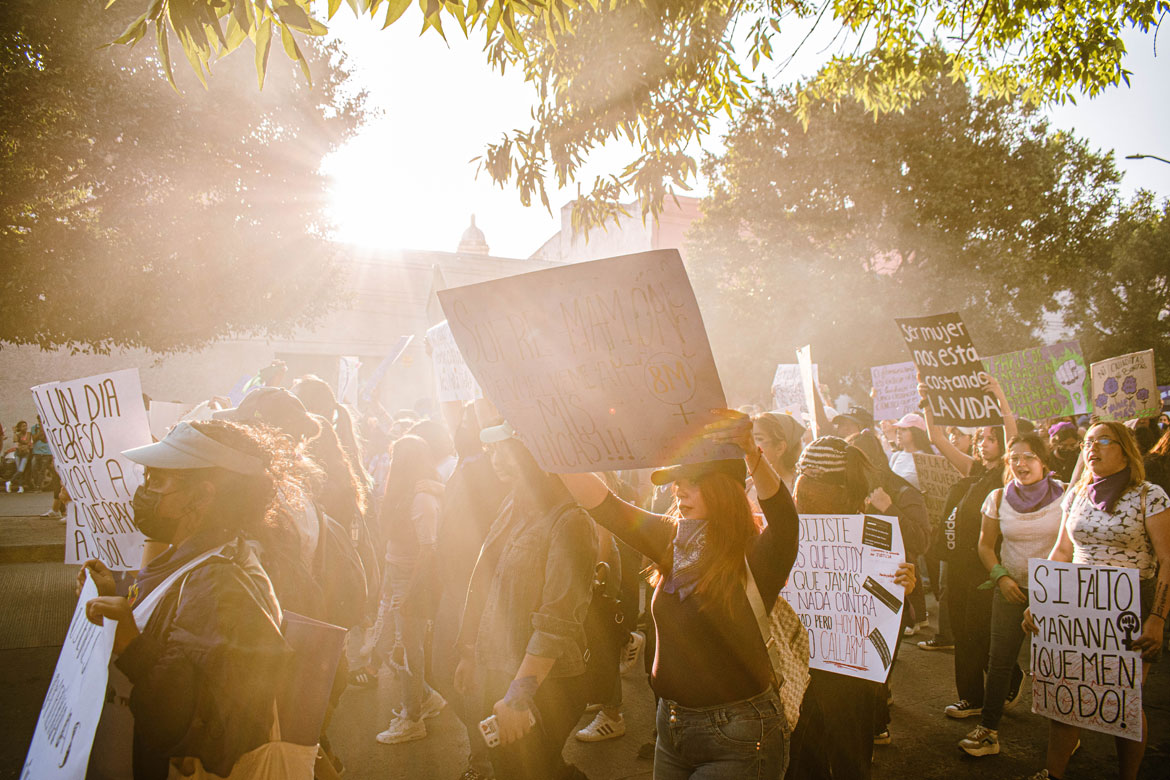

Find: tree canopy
<box><xmin>106</xmin><ymin>0</ymin><xmax>1168</xmax><ymax>224</ymax></box>
<box><xmin>1</xmin><ymin>0</ymin><xmax>368</xmax><ymax>353</ymax></box>
<box><xmin>683</xmin><ymin>67</ymin><xmax>1159</xmax><ymax>398</ymax></box>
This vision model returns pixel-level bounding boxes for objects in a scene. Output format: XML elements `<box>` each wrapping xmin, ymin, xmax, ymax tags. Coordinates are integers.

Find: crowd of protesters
<box><xmin>8</xmin><ymin>351</ymin><xmax>1156</xmax><ymax>780</ymax></box>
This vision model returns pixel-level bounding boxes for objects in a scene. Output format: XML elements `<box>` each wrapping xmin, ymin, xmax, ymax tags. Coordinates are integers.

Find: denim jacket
<box><xmin>458</xmin><ymin>496</ymin><xmax>597</xmax><ymax>678</ymax></box>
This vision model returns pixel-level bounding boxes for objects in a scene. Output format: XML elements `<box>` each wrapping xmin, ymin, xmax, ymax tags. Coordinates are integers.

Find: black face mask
<box><xmin>131</xmin><ymin>484</ymin><xmax>191</xmax><ymax>544</ymax></box>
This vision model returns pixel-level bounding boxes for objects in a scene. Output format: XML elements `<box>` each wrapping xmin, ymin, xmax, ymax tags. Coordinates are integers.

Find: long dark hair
<box><xmin>644</xmin><ymin>471</ymin><xmax>759</xmax><ymax>614</ymax></box>
<box><xmin>305</xmin><ymin>413</ymin><xmax>368</xmax><ymax>522</ymax></box>
<box><xmin>293</xmin><ymin>375</ymin><xmax>365</xmax><ymax>466</ymax></box>
<box><xmin>1003</xmin><ymin>432</ymin><xmax>1051</xmax><ymax>484</ymax></box>
<box><xmin>495</xmin><ymin>438</ymin><xmax>572</xmax><ymax>511</ymax></box>
<box><xmin>381</xmin><ymin>435</ymin><xmax>438</xmax><ymax>527</ymax></box>
<box><xmin>187</xmin><ymin>420</ymin><xmax>301</xmax><ymax>554</ymax></box>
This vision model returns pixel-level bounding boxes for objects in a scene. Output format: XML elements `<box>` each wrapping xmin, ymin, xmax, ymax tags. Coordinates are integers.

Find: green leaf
<box><xmin>254</xmin><ymin>17</ymin><xmax>273</xmax><ymax>88</ymax></box>
<box><xmin>156</xmin><ymin>18</ymin><xmax>179</xmax><ymax>92</ymax></box>
<box><xmin>328</xmin><ymin>0</ymin><xmax>344</xmax><ymax>18</ymax></box>
<box><xmin>280</xmin><ymin>24</ymin><xmax>313</xmax><ymax>86</ymax></box>
<box><xmin>111</xmin><ymin>11</ymin><xmax>150</xmax><ymax>46</ymax></box>
<box><xmin>382</xmin><ymin>0</ymin><xmax>411</xmax><ymax>28</ymax></box>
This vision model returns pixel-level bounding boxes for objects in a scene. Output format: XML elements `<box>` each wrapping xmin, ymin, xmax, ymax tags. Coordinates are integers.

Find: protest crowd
<box><xmin>14</xmin><ymin>257</ymin><xmax>1170</xmax><ymax>780</ymax></box>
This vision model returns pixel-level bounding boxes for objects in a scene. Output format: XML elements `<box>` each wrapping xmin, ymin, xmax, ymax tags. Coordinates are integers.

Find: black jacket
<box><xmin>115</xmin><ymin>538</ymin><xmax>291</xmax><ymax>780</ymax></box>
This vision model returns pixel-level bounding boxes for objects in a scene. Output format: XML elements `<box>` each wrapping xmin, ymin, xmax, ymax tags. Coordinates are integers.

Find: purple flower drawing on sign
<box><xmin>1103</xmin><ymin>376</ymin><xmax>1119</xmax><ymax>395</ymax></box>
<box><xmin>1121</xmin><ymin>376</ymin><xmax>1137</xmax><ymax>395</ymax></box>
<box><xmin>1096</xmin><ymin>393</ymin><xmax>1108</xmax><ymax>408</ymax></box>
<box><xmin>1137</xmin><ymin>388</ymin><xmax>1150</xmax><ymax>402</ymax></box>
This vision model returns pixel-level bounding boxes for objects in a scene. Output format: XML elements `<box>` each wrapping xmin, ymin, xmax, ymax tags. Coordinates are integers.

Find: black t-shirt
<box><xmin>588</xmin><ymin>487</ymin><xmax>799</xmax><ymax>707</ymax></box>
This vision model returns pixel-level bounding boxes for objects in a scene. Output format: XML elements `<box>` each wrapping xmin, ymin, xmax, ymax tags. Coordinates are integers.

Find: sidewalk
<box><xmin>0</xmin><ymin>491</ymin><xmax>63</xmax><ymax>563</ymax></box>
<box><xmin>0</xmin><ymin>492</ymin><xmax>76</xmax><ymax>779</ymax></box>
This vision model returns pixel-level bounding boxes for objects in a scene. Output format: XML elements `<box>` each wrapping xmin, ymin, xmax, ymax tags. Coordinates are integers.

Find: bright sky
<box><xmin>321</xmin><ymin>10</ymin><xmax>1170</xmax><ymax>259</ymax></box>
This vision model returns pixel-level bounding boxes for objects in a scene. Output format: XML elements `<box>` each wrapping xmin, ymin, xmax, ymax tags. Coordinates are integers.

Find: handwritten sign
<box><xmin>427</xmin><ymin>321</ymin><xmax>483</xmax><ymax>402</ymax></box>
<box><xmin>779</xmin><ymin>514</ymin><xmax>906</xmax><ymax>683</ymax></box>
<box><xmin>912</xmin><ymin>453</ymin><xmax>963</xmax><ymax>523</ymax></box>
<box><xmin>21</xmin><ymin>575</ymin><xmax>116</xmax><ymax>780</ymax></box>
<box><xmin>871</xmin><ymin>361</ymin><xmax>920</xmax><ymax>421</ymax></box>
<box><xmin>438</xmin><ymin>249</ymin><xmax>734</xmax><ymax>472</ymax></box>
<box><xmin>983</xmin><ymin>341</ymin><xmax>1090</xmax><ymax>420</ymax></box>
<box><xmin>1090</xmin><ymin>350</ymin><xmax>1159</xmax><ymax>422</ymax></box>
<box><xmin>772</xmin><ymin>363</ymin><xmax>819</xmax><ymax>417</ymax></box>
<box><xmin>30</xmin><ymin>370</ymin><xmax>150</xmax><ymax>571</ymax></box>
<box><xmin>896</xmin><ymin>312</ymin><xmax>1002</xmax><ymax>426</ymax></box>
<box><xmin>1029</xmin><ymin>560</ymin><xmax>1143</xmax><ymax>740</ymax></box>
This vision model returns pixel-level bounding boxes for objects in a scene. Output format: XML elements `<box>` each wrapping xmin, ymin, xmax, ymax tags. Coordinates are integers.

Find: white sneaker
<box><xmin>376</xmin><ymin>715</ymin><xmax>426</xmax><ymax>744</ymax></box>
<box><xmin>41</xmin><ymin>509</ymin><xmax>62</xmax><ymax>518</ymax></box>
<box><xmin>619</xmin><ymin>631</ymin><xmax>645</xmax><ymax>675</ymax></box>
<box><xmin>903</xmin><ymin>620</ymin><xmax>928</xmax><ymax>637</ymax></box>
<box><xmin>17</xmin><ymin>486</ymin><xmax>24</xmax><ymax>493</ymax></box>
<box><xmin>575</xmin><ymin>710</ymin><xmax>626</xmax><ymax>742</ymax></box>
<box><xmin>393</xmin><ymin>688</ymin><xmax>447</xmax><ymax>721</ymax></box>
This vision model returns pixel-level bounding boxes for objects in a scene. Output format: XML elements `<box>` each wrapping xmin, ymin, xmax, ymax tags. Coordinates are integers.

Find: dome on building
<box><xmin>457</xmin><ymin>214</ymin><xmax>490</xmax><ymax>255</ymax></box>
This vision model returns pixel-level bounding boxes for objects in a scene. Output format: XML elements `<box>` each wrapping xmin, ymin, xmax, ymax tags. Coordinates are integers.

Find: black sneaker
<box><xmin>917</xmin><ymin>637</ymin><xmax>955</xmax><ymax>651</ymax></box>
<box><xmin>944</xmin><ymin>699</ymin><xmax>982</xmax><ymax>719</ymax></box>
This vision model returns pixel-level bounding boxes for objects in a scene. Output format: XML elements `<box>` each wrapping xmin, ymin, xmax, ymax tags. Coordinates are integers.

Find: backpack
<box><xmin>743</xmin><ymin>558</ymin><xmax>810</xmax><ymax>729</ymax></box>
<box><xmin>314</xmin><ymin>506</ymin><xmax>368</xmax><ymax>628</ymax></box>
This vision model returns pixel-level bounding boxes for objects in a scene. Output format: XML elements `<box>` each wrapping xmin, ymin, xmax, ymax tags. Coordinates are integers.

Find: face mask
<box><xmin>131</xmin><ymin>483</ymin><xmax>193</xmax><ymax>543</ymax></box>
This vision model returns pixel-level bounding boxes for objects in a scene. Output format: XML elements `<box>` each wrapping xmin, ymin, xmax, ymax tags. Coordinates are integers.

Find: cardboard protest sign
<box><xmin>772</xmin><ymin>363</ymin><xmax>819</xmax><ymax>417</ymax></box>
<box><xmin>779</xmin><ymin>514</ymin><xmax>906</xmax><ymax>683</ymax></box>
<box><xmin>147</xmin><ymin>401</ymin><xmax>195</xmax><ymax>441</ymax></box>
<box><xmin>360</xmin><ymin>335</ymin><xmax>414</xmax><ymax>402</ymax></box>
<box><xmin>1090</xmin><ymin>350</ymin><xmax>1159</xmax><ymax>422</ymax></box>
<box><xmin>427</xmin><ymin>321</ymin><xmax>483</xmax><ymax>402</ymax></box>
<box><xmin>912</xmin><ymin>453</ymin><xmax>963</xmax><ymax>523</ymax></box>
<box><xmin>438</xmin><ymin>249</ymin><xmax>735</xmax><ymax>472</ymax></box>
<box><xmin>896</xmin><ymin>312</ymin><xmax>1002</xmax><ymax>426</ymax></box>
<box><xmin>30</xmin><ymin>370</ymin><xmax>150</xmax><ymax>571</ymax></box>
<box><xmin>870</xmin><ymin>361</ymin><xmax>920</xmax><ymax>421</ymax></box>
<box><xmin>337</xmin><ymin>356</ymin><xmax>361</xmax><ymax>406</ymax></box>
<box><xmin>21</xmin><ymin>575</ymin><xmax>116</xmax><ymax>780</ymax></box>
<box><xmin>982</xmin><ymin>341</ymin><xmax>1090</xmax><ymax>420</ymax></box>
<box><xmin>796</xmin><ymin>346</ymin><xmax>818</xmax><ymax>436</ymax></box>
<box><xmin>1029</xmin><ymin>560</ymin><xmax>1143</xmax><ymax>740</ymax></box>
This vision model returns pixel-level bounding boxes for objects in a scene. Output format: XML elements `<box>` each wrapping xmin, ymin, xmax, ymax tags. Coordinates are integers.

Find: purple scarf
<box><xmin>1004</xmin><ymin>473</ymin><xmax>1065</xmax><ymax>514</ymax></box>
<box><xmin>1087</xmin><ymin>466</ymin><xmax>1131</xmax><ymax>512</ymax></box>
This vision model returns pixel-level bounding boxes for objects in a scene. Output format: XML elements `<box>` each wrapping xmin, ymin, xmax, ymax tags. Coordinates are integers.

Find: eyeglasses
<box><xmin>1082</xmin><ymin>437</ymin><xmax>1116</xmax><ymax>450</ymax></box>
<box><xmin>1007</xmin><ymin>453</ymin><xmax>1041</xmax><ymax>465</ymax></box>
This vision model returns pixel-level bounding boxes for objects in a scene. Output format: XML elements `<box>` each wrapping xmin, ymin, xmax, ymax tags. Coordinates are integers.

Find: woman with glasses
<box><xmin>957</xmin><ymin>433</ymin><xmax>1065</xmax><ymax>757</ymax></box>
<box><xmin>1022</xmin><ymin>421</ymin><xmax>1170</xmax><ymax>780</ymax></box>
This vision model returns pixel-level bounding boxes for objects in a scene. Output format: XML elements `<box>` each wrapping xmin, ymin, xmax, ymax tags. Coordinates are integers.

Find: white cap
<box><xmin>122</xmin><ymin>422</ymin><xmax>265</xmax><ymax>476</ymax></box>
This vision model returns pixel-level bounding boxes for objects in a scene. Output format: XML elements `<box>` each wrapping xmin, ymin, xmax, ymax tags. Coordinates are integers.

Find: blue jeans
<box><xmin>982</xmin><ymin>589</ymin><xmax>1028</xmax><ymax>730</ymax></box>
<box><xmin>654</xmin><ymin>688</ymin><xmax>789</xmax><ymax>780</ymax></box>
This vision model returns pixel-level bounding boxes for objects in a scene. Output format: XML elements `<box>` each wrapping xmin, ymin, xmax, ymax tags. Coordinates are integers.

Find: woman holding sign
<box><xmin>784</xmin><ymin>436</ymin><xmax>917</xmax><ymax>780</ymax></box>
<box><xmin>82</xmin><ymin>421</ymin><xmax>298</xmax><ymax>780</ymax></box>
<box><xmin>1023</xmin><ymin>422</ymin><xmax>1170</xmax><ymax>780</ymax></box>
<box><xmin>557</xmin><ymin>411</ymin><xmax>800</xmax><ymax>780</ymax></box>
<box><xmin>958</xmin><ymin>432</ymin><xmax>1065</xmax><ymax>757</ymax></box>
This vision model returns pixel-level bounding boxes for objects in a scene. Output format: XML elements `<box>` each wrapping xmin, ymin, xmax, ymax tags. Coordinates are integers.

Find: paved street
<box><xmin>1</xmin><ymin>491</ymin><xmax>1166</xmax><ymax>780</ymax></box>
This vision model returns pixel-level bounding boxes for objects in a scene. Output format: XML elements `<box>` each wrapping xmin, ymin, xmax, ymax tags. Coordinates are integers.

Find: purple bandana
<box><xmin>1087</xmin><ymin>466</ymin><xmax>1131</xmax><ymax>512</ymax></box>
<box><xmin>1004</xmin><ymin>473</ymin><xmax>1065</xmax><ymax>514</ymax></box>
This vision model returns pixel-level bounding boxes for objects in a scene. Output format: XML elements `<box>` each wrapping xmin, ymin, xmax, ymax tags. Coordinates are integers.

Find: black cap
<box><xmin>834</xmin><ymin>405</ymin><xmax>874</xmax><ymax>431</ymax></box>
<box><xmin>650</xmin><ymin>458</ymin><xmax>747</xmax><ymax>486</ymax></box>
